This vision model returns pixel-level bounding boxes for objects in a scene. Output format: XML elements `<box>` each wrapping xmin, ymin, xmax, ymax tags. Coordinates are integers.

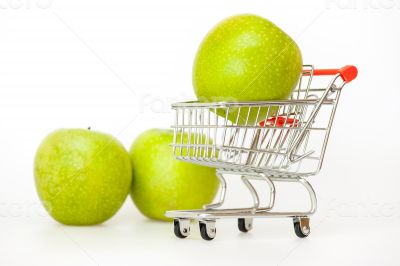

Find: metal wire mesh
<box><xmin>171</xmin><ymin>66</ymin><xmax>344</xmax><ymax>177</ymax></box>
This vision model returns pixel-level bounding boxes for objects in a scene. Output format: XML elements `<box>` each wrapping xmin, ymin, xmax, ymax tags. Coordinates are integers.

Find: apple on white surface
<box><xmin>129</xmin><ymin>129</ymin><xmax>219</xmax><ymax>221</ymax></box>
<box><xmin>34</xmin><ymin>129</ymin><xmax>132</xmax><ymax>225</ymax></box>
<box><xmin>193</xmin><ymin>14</ymin><xmax>303</xmax><ymax>124</ymax></box>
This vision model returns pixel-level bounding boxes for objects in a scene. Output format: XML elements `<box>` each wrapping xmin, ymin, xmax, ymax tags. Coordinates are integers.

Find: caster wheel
<box><xmin>174</xmin><ymin>219</ymin><xmax>190</xmax><ymax>239</ymax></box>
<box><xmin>293</xmin><ymin>217</ymin><xmax>310</xmax><ymax>238</ymax></box>
<box><xmin>238</xmin><ymin>218</ymin><xmax>253</xmax><ymax>233</ymax></box>
<box><xmin>199</xmin><ymin>220</ymin><xmax>216</xmax><ymax>241</ymax></box>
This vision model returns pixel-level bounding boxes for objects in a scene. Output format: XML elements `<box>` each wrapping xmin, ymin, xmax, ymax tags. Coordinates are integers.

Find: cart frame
<box><xmin>165</xmin><ymin>65</ymin><xmax>357</xmax><ymax>240</ymax></box>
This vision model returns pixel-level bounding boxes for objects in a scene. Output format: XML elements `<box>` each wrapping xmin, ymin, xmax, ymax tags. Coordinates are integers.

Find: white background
<box><xmin>1</xmin><ymin>0</ymin><xmax>399</xmax><ymax>265</ymax></box>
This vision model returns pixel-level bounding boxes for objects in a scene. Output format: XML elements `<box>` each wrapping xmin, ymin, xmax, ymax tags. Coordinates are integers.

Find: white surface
<box><xmin>1</xmin><ymin>0</ymin><xmax>400</xmax><ymax>265</ymax></box>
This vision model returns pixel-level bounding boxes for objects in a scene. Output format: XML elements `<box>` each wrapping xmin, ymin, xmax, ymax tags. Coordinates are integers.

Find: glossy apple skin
<box><xmin>129</xmin><ymin>129</ymin><xmax>219</xmax><ymax>221</ymax></box>
<box><xmin>34</xmin><ymin>129</ymin><xmax>132</xmax><ymax>225</ymax></box>
<box><xmin>193</xmin><ymin>14</ymin><xmax>302</xmax><ymax>124</ymax></box>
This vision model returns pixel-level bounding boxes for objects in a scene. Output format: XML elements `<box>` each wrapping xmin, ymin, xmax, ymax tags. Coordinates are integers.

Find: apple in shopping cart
<box><xmin>129</xmin><ymin>129</ymin><xmax>219</xmax><ymax>221</ymax></box>
<box><xmin>34</xmin><ymin>129</ymin><xmax>132</xmax><ymax>225</ymax></box>
<box><xmin>193</xmin><ymin>14</ymin><xmax>302</xmax><ymax>125</ymax></box>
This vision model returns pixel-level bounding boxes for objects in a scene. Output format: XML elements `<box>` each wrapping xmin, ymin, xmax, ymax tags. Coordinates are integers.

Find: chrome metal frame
<box><xmin>166</xmin><ymin>169</ymin><xmax>317</xmax><ymax>220</ymax></box>
<box><xmin>166</xmin><ymin>65</ymin><xmax>351</xmax><ymax>239</ymax></box>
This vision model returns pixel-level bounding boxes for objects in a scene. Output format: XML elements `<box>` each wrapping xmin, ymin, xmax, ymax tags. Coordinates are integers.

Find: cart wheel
<box><xmin>174</xmin><ymin>219</ymin><xmax>190</xmax><ymax>239</ymax></box>
<box><xmin>199</xmin><ymin>220</ymin><xmax>216</xmax><ymax>241</ymax></box>
<box><xmin>293</xmin><ymin>217</ymin><xmax>310</xmax><ymax>238</ymax></box>
<box><xmin>238</xmin><ymin>218</ymin><xmax>253</xmax><ymax>233</ymax></box>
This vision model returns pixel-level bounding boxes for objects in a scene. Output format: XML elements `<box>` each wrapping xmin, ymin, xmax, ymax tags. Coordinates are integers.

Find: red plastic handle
<box><xmin>306</xmin><ymin>65</ymin><xmax>358</xmax><ymax>83</ymax></box>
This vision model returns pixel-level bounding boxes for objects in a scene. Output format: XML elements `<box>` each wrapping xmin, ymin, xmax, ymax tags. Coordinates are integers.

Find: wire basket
<box><xmin>171</xmin><ymin>65</ymin><xmax>357</xmax><ymax>177</ymax></box>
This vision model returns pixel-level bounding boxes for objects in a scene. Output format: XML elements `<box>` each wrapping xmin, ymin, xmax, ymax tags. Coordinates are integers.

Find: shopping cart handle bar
<box><xmin>305</xmin><ymin>65</ymin><xmax>358</xmax><ymax>83</ymax></box>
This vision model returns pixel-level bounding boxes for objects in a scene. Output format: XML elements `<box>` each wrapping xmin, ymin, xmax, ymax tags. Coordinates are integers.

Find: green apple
<box><xmin>34</xmin><ymin>129</ymin><xmax>132</xmax><ymax>225</ymax></box>
<box><xmin>193</xmin><ymin>14</ymin><xmax>303</xmax><ymax>125</ymax></box>
<box><xmin>129</xmin><ymin>129</ymin><xmax>219</xmax><ymax>221</ymax></box>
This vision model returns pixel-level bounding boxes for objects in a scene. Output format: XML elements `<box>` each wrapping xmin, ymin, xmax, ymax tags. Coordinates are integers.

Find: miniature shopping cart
<box><xmin>165</xmin><ymin>65</ymin><xmax>358</xmax><ymax>240</ymax></box>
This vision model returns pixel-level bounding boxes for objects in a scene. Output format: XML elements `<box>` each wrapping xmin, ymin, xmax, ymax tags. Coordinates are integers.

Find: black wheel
<box><xmin>199</xmin><ymin>221</ymin><xmax>216</xmax><ymax>241</ymax></box>
<box><xmin>238</xmin><ymin>218</ymin><xmax>253</xmax><ymax>233</ymax></box>
<box><xmin>293</xmin><ymin>218</ymin><xmax>310</xmax><ymax>238</ymax></box>
<box><xmin>174</xmin><ymin>219</ymin><xmax>189</xmax><ymax>239</ymax></box>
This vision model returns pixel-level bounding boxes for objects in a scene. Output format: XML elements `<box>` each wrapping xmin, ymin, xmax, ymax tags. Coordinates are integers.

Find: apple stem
<box><xmin>87</xmin><ymin>127</ymin><xmax>91</xmax><ymax>130</ymax></box>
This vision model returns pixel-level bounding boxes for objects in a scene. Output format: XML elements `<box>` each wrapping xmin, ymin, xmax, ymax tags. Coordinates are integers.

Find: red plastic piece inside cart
<box><xmin>259</xmin><ymin>116</ymin><xmax>299</xmax><ymax>127</ymax></box>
